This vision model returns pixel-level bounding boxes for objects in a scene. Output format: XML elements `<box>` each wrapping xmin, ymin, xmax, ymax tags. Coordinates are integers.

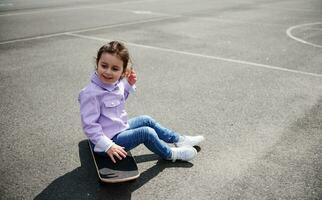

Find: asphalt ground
<box><xmin>0</xmin><ymin>0</ymin><xmax>322</xmax><ymax>199</ymax></box>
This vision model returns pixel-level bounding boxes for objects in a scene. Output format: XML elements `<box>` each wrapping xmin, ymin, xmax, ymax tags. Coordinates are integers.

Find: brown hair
<box><xmin>96</xmin><ymin>41</ymin><xmax>130</xmax><ymax>72</ymax></box>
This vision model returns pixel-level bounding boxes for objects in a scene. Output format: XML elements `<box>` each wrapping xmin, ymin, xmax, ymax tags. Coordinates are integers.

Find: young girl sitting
<box><xmin>79</xmin><ymin>41</ymin><xmax>204</xmax><ymax>163</ymax></box>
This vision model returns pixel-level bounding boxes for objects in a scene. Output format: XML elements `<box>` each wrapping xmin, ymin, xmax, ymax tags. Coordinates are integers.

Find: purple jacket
<box><xmin>78</xmin><ymin>72</ymin><xmax>135</xmax><ymax>152</ymax></box>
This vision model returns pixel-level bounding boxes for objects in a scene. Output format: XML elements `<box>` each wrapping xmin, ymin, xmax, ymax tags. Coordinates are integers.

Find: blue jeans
<box><xmin>113</xmin><ymin>115</ymin><xmax>180</xmax><ymax>160</ymax></box>
<box><xmin>91</xmin><ymin>115</ymin><xmax>180</xmax><ymax>160</ymax></box>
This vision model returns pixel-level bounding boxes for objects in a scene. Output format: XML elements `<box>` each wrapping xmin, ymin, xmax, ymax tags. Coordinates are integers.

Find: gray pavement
<box><xmin>1</xmin><ymin>0</ymin><xmax>322</xmax><ymax>199</ymax></box>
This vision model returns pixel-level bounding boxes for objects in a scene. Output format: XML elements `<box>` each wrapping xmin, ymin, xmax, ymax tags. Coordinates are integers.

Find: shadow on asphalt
<box><xmin>34</xmin><ymin>140</ymin><xmax>193</xmax><ymax>200</ymax></box>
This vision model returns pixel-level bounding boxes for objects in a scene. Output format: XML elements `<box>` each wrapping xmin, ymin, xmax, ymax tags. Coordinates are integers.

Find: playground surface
<box><xmin>0</xmin><ymin>0</ymin><xmax>321</xmax><ymax>199</ymax></box>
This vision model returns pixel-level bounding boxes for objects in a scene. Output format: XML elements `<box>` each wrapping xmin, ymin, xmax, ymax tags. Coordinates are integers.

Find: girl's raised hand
<box><xmin>127</xmin><ymin>69</ymin><xmax>137</xmax><ymax>86</ymax></box>
<box><xmin>107</xmin><ymin>144</ymin><xmax>127</xmax><ymax>163</ymax></box>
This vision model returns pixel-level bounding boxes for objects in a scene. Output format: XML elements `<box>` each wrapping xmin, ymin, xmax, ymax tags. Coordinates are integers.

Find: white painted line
<box><xmin>0</xmin><ymin>6</ymin><xmax>95</xmax><ymax>17</ymax></box>
<box><xmin>65</xmin><ymin>33</ymin><xmax>106</xmax><ymax>42</ymax></box>
<box><xmin>0</xmin><ymin>6</ymin><xmax>168</xmax><ymax>18</ymax></box>
<box><xmin>286</xmin><ymin>22</ymin><xmax>322</xmax><ymax>48</ymax></box>
<box><xmin>0</xmin><ymin>0</ymin><xmax>158</xmax><ymax>17</ymax></box>
<box><xmin>0</xmin><ymin>3</ymin><xmax>300</xmax><ymax>29</ymax></box>
<box><xmin>133</xmin><ymin>10</ymin><xmax>153</xmax><ymax>14</ymax></box>
<box><xmin>70</xmin><ymin>16</ymin><xmax>180</xmax><ymax>34</ymax></box>
<box><xmin>93</xmin><ymin>7</ymin><xmax>175</xmax><ymax>17</ymax></box>
<box><xmin>0</xmin><ymin>16</ymin><xmax>179</xmax><ymax>45</ymax></box>
<box><xmin>261</xmin><ymin>6</ymin><xmax>321</xmax><ymax>13</ymax></box>
<box><xmin>0</xmin><ymin>9</ymin><xmax>287</xmax><ymax>45</ymax></box>
<box><xmin>67</xmin><ymin>33</ymin><xmax>322</xmax><ymax>78</ymax></box>
<box><xmin>0</xmin><ymin>4</ymin><xmax>286</xmax><ymax>28</ymax></box>
<box><xmin>0</xmin><ymin>3</ymin><xmax>13</xmax><ymax>7</ymax></box>
<box><xmin>0</xmin><ymin>33</ymin><xmax>66</xmax><ymax>45</ymax></box>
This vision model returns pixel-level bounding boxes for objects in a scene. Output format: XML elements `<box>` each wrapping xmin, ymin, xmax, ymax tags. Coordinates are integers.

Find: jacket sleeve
<box><xmin>122</xmin><ymin>79</ymin><xmax>136</xmax><ymax>100</ymax></box>
<box><xmin>78</xmin><ymin>91</ymin><xmax>114</xmax><ymax>152</ymax></box>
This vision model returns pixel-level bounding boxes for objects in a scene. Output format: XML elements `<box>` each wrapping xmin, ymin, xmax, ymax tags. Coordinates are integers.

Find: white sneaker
<box><xmin>170</xmin><ymin>146</ymin><xmax>197</xmax><ymax>162</ymax></box>
<box><xmin>175</xmin><ymin>135</ymin><xmax>205</xmax><ymax>147</ymax></box>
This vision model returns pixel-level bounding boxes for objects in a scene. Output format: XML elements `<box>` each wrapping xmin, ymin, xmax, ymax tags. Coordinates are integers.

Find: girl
<box><xmin>79</xmin><ymin>41</ymin><xmax>204</xmax><ymax>163</ymax></box>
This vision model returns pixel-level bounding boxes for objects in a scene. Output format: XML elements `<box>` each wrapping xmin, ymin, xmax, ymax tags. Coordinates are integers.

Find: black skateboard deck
<box><xmin>88</xmin><ymin>140</ymin><xmax>140</xmax><ymax>183</ymax></box>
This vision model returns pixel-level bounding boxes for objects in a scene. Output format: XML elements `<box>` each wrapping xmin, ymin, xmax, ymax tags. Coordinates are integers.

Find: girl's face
<box><xmin>97</xmin><ymin>52</ymin><xmax>125</xmax><ymax>84</ymax></box>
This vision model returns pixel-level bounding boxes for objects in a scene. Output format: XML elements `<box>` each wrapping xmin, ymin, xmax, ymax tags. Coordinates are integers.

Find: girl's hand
<box><xmin>127</xmin><ymin>69</ymin><xmax>137</xmax><ymax>86</ymax></box>
<box><xmin>106</xmin><ymin>144</ymin><xmax>127</xmax><ymax>163</ymax></box>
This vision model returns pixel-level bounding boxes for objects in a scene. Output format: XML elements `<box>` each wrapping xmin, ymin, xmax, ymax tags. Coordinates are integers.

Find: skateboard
<box><xmin>88</xmin><ymin>140</ymin><xmax>140</xmax><ymax>183</ymax></box>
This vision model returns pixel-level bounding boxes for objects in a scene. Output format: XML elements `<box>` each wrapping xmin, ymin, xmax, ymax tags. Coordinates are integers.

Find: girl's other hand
<box><xmin>127</xmin><ymin>69</ymin><xmax>137</xmax><ymax>86</ymax></box>
<box><xmin>106</xmin><ymin>144</ymin><xmax>127</xmax><ymax>163</ymax></box>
